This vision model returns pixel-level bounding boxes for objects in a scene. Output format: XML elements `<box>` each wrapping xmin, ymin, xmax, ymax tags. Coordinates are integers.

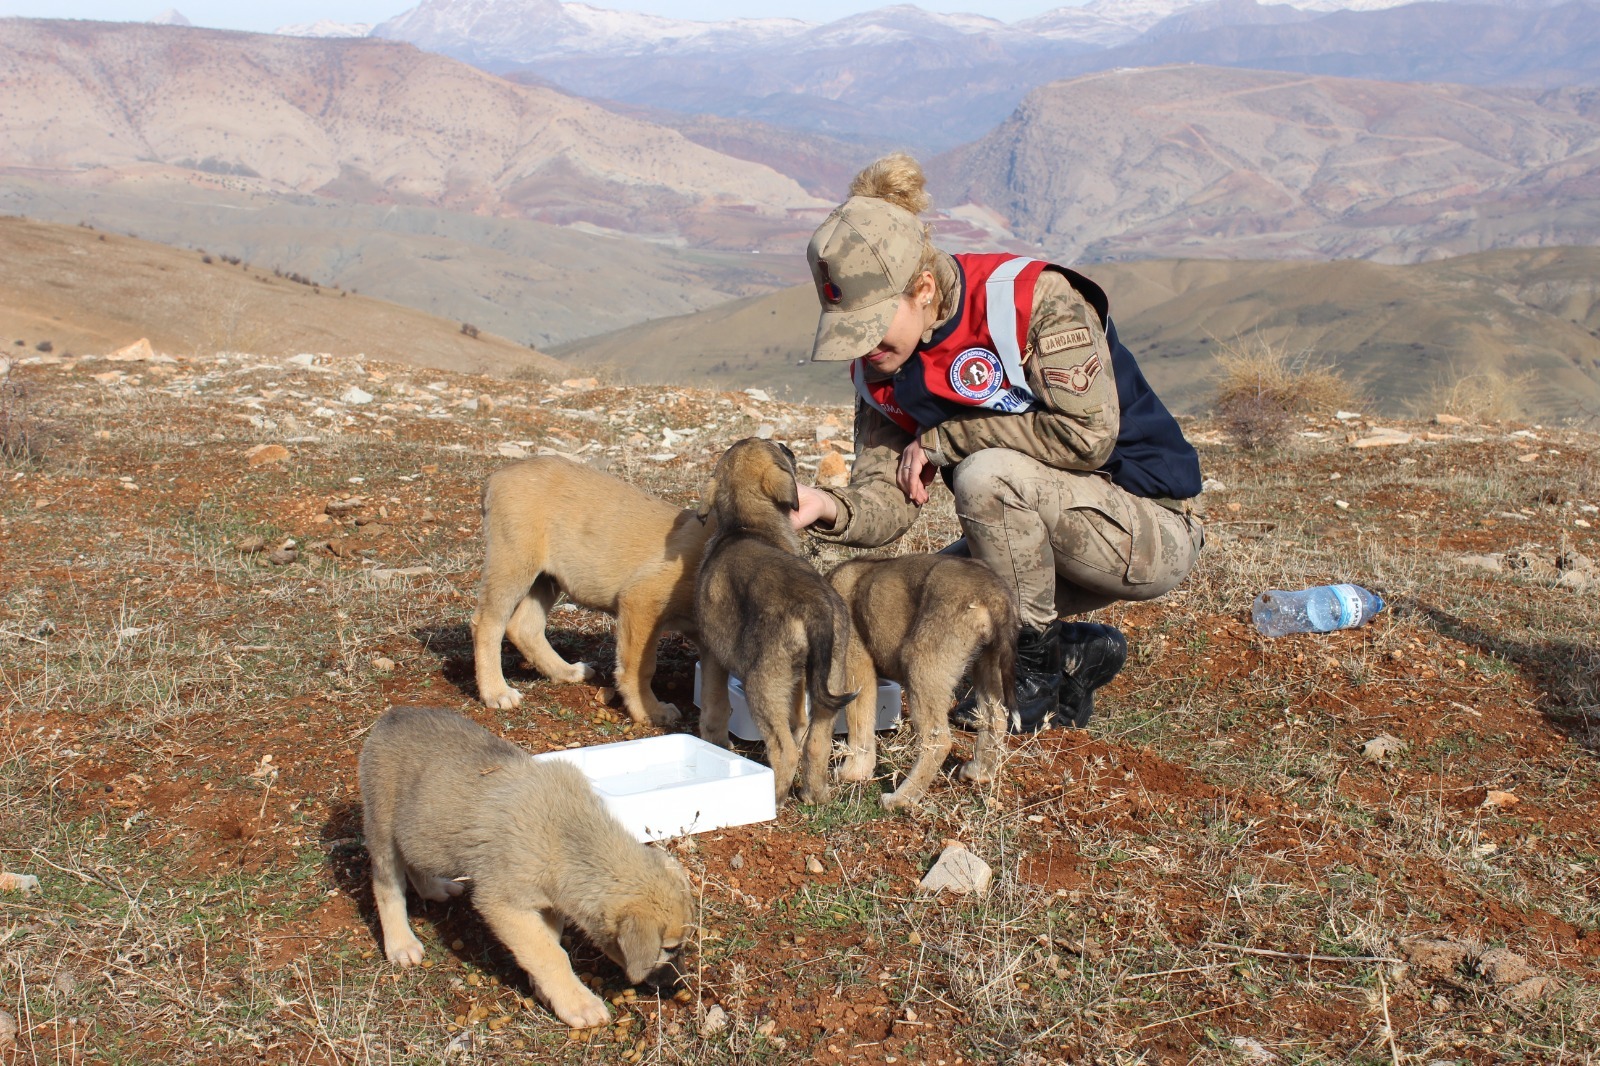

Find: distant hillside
<box><xmin>930</xmin><ymin>66</ymin><xmax>1600</xmax><ymax>263</ymax></box>
<box><xmin>551</xmin><ymin>248</ymin><xmax>1600</xmax><ymax>423</ymax></box>
<box><xmin>0</xmin><ymin>19</ymin><xmax>825</xmax><ymax>245</ymax></box>
<box><xmin>0</xmin><ymin>216</ymin><xmax>566</xmax><ymax>379</ymax></box>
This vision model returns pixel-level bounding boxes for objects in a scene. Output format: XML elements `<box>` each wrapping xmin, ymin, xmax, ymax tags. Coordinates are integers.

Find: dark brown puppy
<box><xmin>829</xmin><ymin>554</ymin><xmax>1019</xmax><ymax>810</ymax></box>
<box><xmin>694</xmin><ymin>438</ymin><xmax>857</xmax><ymax>804</ymax></box>
<box><xmin>472</xmin><ymin>456</ymin><xmax>708</xmax><ymax>726</ymax></box>
<box><xmin>359</xmin><ymin>705</ymin><xmax>694</xmax><ymax>1030</ymax></box>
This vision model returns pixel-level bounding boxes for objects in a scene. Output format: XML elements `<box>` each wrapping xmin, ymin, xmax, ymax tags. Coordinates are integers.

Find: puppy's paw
<box><xmin>481</xmin><ymin>686</ymin><xmax>522</xmax><ymax>710</ymax></box>
<box><xmin>646</xmin><ymin>700</ymin><xmax>681</xmax><ymax>727</ymax></box>
<box><xmin>957</xmin><ymin>759</ymin><xmax>995</xmax><ymax>784</ymax></box>
<box><xmin>699</xmin><ymin>727</ymin><xmax>730</xmax><ymax>749</ymax></box>
<box><xmin>836</xmin><ymin>753</ymin><xmax>875</xmax><ymax>783</ymax></box>
<box><xmin>879</xmin><ymin>789</ymin><xmax>916</xmax><ymax>812</ymax></box>
<box><xmin>550</xmin><ymin>987</ymin><xmax>611</xmax><ymax>1030</ymax></box>
<box><xmin>385</xmin><ymin>934</ymin><xmax>426</xmax><ymax>967</ymax></box>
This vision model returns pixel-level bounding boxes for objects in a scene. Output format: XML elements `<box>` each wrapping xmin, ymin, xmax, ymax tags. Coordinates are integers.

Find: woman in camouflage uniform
<box><xmin>792</xmin><ymin>155</ymin><xmax>1204</xmax><ymax>733</ymax></box>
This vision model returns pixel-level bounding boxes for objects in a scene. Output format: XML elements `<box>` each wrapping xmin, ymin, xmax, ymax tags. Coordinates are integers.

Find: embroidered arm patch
<box><xmin>1038</xmin><ymin>327</ymin><xmax>1092</xmax><ymax>356</ymax></box>
<box><xmin>1043</xmin><ymin>352</ymin><xmax>1103</xmax><ymax>395</ymax></box>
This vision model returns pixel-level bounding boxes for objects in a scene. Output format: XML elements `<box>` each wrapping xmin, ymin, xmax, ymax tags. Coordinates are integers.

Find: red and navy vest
<box><xmin>851</xmin><ymin>253</ymin><xmax>1202</xmax><ymax>502</ymax></box>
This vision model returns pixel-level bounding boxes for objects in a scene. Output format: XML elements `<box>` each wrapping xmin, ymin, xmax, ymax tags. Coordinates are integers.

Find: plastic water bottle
<box><xmin>1251</xmin><ymin>584</ymin><xmax>1384</xmax><ymax>637</ymax></box>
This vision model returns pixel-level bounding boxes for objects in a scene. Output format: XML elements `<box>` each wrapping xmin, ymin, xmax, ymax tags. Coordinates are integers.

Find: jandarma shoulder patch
<box><xmin>1038</xmin><ymin>327</ymin><xmax>1092</xmax><ymax>355</ymax></box>
<box><xmin>1043</xmin><ymin>352</ymin><xmax>1103</xmax><ymax>395</ymax></box>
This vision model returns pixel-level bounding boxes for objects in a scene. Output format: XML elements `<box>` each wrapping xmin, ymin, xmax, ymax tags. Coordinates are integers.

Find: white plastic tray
<box><xmin>532</xmin><ymin>733</ymin><xmax>775</xmax><ymax>842</ymax></box>
<box><xmin>693</xmin><ymin>661</ymin><xmax>902</xmax><ymax>743</ymax></box>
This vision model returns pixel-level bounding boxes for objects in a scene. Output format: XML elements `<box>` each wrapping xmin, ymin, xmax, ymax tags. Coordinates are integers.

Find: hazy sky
<box><xmin>0</xmin><ymin>0</ymin><xmax>1081</xmax><ymax>34</ymax></box>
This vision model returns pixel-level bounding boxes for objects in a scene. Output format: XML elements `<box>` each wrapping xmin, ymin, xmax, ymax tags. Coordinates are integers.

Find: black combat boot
<box><xmin>949</xmin><ymin>620</ymin><xmax>1065</xmax><ymax>735</ymax></box>
<box><xmin>1055</xmin><ymin>623</ymin><xmax>1128</xmax><ymax>728</ymax></box>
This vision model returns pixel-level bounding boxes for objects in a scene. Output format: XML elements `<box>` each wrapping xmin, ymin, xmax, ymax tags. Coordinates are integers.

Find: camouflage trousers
<box><xmin>947</xmin><ymin>449</ymin><xmax>1204</xmax><ymax>628</ymax></box>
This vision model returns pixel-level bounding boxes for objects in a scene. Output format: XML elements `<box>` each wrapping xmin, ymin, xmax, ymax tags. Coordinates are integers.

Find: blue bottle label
<box><xmin>1329</xmin><ymin>584</ymin><xmax>1364</xmax><ymax>628</ymax></box>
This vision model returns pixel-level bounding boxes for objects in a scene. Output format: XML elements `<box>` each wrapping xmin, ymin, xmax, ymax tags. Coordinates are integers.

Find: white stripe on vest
<box><xmin>985</xmin><ymin>256</ymin><xmax>1038</xmax><ymax>404</ymax></box>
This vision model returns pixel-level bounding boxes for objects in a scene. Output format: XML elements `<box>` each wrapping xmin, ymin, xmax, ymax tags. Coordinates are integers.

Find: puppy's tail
<box><xmin>805</xmin><ymin>602</ymin><xmax>859</xmax><ymax>720</ymax></box>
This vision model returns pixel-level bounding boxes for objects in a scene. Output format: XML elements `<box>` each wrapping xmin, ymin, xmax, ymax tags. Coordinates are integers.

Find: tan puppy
<box><xmin>359</xmin><ymin>705</ymin><xmax>694</xmax><ymax>1029</ymax></box>
<box><xmin>695</xmin><ymin>439</ymin><xmax>857</xmax><ymax>804</ymax></box>
<box><xmin>472</xmin><ymin>456</ymin><xmax>708</xmax><ymax>726</ymax></box>
<box><xmin>829</xmin><ymin>555</ymin><xmax>1019</xmax><ymax>810</ymax></box>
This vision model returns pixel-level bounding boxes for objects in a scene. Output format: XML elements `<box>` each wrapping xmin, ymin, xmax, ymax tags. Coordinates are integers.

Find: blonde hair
<box><xmin>849</xmin><ymin>154</ymin><xmax>943</xmax><ymax>305</ymax></box>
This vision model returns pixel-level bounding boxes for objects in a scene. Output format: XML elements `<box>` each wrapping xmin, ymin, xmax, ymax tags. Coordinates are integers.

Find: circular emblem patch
<box><xmin>949</xmin><ymin>348</ymin><xmax>1003</xmax><ymax>402</ymax></box>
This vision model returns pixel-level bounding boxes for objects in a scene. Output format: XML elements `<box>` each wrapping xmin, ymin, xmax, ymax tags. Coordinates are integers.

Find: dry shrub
<box><xmin>0</xmin><ymin>366</ymin><xmax>39</xmax><ymax>461</ymax></box>
<box><xmin>1413</xmin><ymin>367</ymin><xmax>1535</xmax><ymax>424</ymax></box>
<box><xmin>1212</xmin><ymin>335</ymin><xmax>1350</xmax><ymax>451</ymax></box>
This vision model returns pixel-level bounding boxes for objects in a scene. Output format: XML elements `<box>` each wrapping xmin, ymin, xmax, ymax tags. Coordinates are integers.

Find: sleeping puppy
<box><xmin>359</xmin><ymin>705</ymin><xmax>694</xmax><ymax>1029</ymax></box>
<box><xmin>829</xmin><ymin>554</ymin><xmax>1019</xmax><ymax>810</ymax></box>
<box><xmin>472</xmin><ymin>456</ymin><xmax>709</xmax><ymax>726</ymax></box>
<box><xmin>694</xmin><ymin>438</ymin><xmax>857</xmax><ymax>804</ymax></box>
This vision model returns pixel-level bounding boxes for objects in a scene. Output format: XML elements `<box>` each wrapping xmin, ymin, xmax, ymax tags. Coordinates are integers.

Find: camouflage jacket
<box><xmin>813</xmin><ymin>258</ymin><xmax>1119</xmax><ymax>549</ymax></box>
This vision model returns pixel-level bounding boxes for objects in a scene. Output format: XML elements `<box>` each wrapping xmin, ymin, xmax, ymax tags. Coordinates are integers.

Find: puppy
<box><xmin>694</xmin><ymin>438</ymin><xmax>857</xmax><ymax>804</ymax></box>
<box><xmin>472</xmin><ymin>456</ymin><xmax>708</xmax><ymax>726</ymax></box>
<box><xmin>829</xmin><ymin>554</ymin><xmax>1019</xmax><ymax>810</ymax></box>
<box><xmin>359</xmin><ymin>705</ymin><xmax>694</xmax><ymax>1029</ymax></box>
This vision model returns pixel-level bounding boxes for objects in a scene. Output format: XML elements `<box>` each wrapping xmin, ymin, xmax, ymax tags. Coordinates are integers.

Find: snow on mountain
<box><xmin>147</xmin><ymin>8</ymin><xmax>191</xmax><ymax>25</ymax></box>
<box><xmin>275</xmin><ymin>20</ymin><xmax>374</xmax><ymax>37</ymax></box>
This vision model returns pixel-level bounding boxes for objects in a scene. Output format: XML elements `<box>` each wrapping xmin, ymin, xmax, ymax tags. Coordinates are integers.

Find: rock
<box><xmin>53</xmin><ymin>972</ymin><xmax>77</xmax><ymax>996</ymax></box>
<box><xmin>1351</xmin><ymin>429</ymin><xmax>1413</xmax><ymax>448</ymax></box>
<box><xmin>1432</xmin><ymin>413</ymin><xmax>1467</xmax><ymax>425</ymax></box>
<box><xmin>371</xmin><ymin>566</ymin><xmax>435</xmax><ymax>586</ymax></box>
<box><xmin>1455</xmin><ymin>553</ymin><xmax>1503</xmax><ymax>573</ymax></box>
<box><xmin>235</xmin><ymin>535</ymin><xmax>267</xmax><ymax>554</ymax></box>
<box><xmin>560</xmin><ymin>377</ymin><xmax>599</xmax><ymax>390</ymax></box>
<box><xmin>814</xmin><ymin>424</ymin><xmax>839</xmax><ymax>442</ymax></box>
<box><xmin>698</xmin><ymin>1004</ymin><xmax>728</xmax><ymax>1038</ymax></box>
<box><xmin>1402</xmin><ymin>936</ymin><xmax>1474</xmax><ymax>977</ymax></box>
<box><xmin>806</xmin><ymin>855</ymin><xmax>825</xmax><ymax>875</ymax></box>
<box><xmin>918</xmin><ymin>842</ymin><xmax>992</xmax><ymax>896</ymax></box>
<box><xmin>816</xmin><ymin>451</ymin><xmax>850</xmax><ymax>489</ymax></box>
<box><xmin>0</xmin><ymin>1009</ymin><xmax>15</xmax><ymax>1051</ymax></box>
<box><xmin>0</xmin><ymin>871</ymin><xmax>39</xmax><ymax>894</ymax></box>
<box><xmin>106</xmin><ymin>337</ymin><xmax>156</xmax><ymax>362</ymax></box>
<box><xmin>1475</xmin><ymin>947</ymin><xmax>1535</xmax><ymax>986</ymax></box>
<box><xmin>1482</xmin><ymin>790</ymin><xmax>1519</xmax><ymax>809</ymax></box>
<box><xmin>1504</xmin><ymin>975</ymin><xmax>1560</xmax><ymax>1004</ymax></box>
<box><xmin>372</xmin><ymin>657</ymin><xmax>396</xmax><ymax>673</ymax></box>
<box><xmin>1361</xmin><ymin>734</ymin><xmax>1407</xmax><ymax>762</ymax></box>
<box><xmin>498</xmin><ymin>443</ymin><xmax>529</xmax><ymax>459</ymax></box>
<box><xmin>1517</xmin><ymin>452</ymin><xmax>1539</xmax><ymax>463</ymax></box>
<box><xmin>1230</xmin><ymin>1036</ymin><xmax>1279</xmax><ymax>1062</ymax></box>
<box><xmin>265</xmin><ymin>547</ymin><xmax>298</xmax><ymax>566</ymax></box>
<box><xmin>754</xmin><ymin>423</ymin><xmax>775</xmax><ymax>440</ymax></box>
<box><xmin>325</xmin><ymin>497</ymin><xmax>366</xmax><ymax>517</ymax></box>
<box><xmin>743</xmin><ymin>388</ymin><xmax>772</xmax><ymax>403</ymax></box>
<box><xmin>729</xmin><ymin>852</ymin><xmax>744</xmax><ymax>870</ymax></box>
<box><xmin>341</xmin><ymin>386</ymin><xmax>374</xmax><ymax>405</ymax></box>
<box><xmin>1201</xmin><ymin>478</ymin><xmax>1227</xmax><ymax>493</ymax></box>
<box><xmin>1335</xmin><ymin>411</ymin><xmax>1363</xmax><ymax>420</ymax></box>
<box><xmin>245</xmin><ymin>443</ymin><xmax>290</xmax><ymax>466</ymax></box>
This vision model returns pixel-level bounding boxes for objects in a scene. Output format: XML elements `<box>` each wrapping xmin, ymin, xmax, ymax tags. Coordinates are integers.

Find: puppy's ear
<box><xmin>761</xmin><ymin>459</ymin><xmax>800</xmax><ymax>511</ymax></box>
<box><xmin>617</xmin><ymin>912</ymin><xmax>664</xmax><ymax>985</ymax></box>
<box><xmin>694</xmin><ymin>475</ymin><xmax>718</xmax><ymax>522</ymax></box>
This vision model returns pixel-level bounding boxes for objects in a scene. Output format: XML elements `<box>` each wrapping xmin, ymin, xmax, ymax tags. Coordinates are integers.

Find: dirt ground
<box><xmin>1</xmin><ymin>347</ymin><xmax>1596</xmax><ymax>1064</ymax></box>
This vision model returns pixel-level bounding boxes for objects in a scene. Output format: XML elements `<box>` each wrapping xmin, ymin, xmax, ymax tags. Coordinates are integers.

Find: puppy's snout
<box><xmin>639</xmin><ymin>951</ymin><xmax>688</xmax><ymax>992</ymax></box>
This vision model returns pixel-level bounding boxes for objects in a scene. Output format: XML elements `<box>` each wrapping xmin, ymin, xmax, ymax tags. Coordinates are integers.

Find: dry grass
<box><xmin>1212</xmin><ymin>336</ymin><xmax>1354</xmax><ymax>451</ymax></box>
<box><xmin>1413</xmin><ymin>367</ymin><xmax>1538</xmax><ymax>425</ymax></box>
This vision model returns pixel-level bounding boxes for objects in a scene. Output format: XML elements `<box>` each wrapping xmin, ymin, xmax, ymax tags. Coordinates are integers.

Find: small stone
<box><xmin>0</xmin><ymin>1009</ymin><xmax>15</xmax><ymax>1050</ymax></box>
<box><xmin>1402</xmin><ymin>936</ymin><xmax>1474</xmax><ymax>977</ymax></box>
<box><xmin>325</xmin><ymin>497</ymin><xmax>366</xmax><ymax>517</ymax></box>
<box><xmin>1482</xmin><ymin>790</ymin><xmax>1519</xmax><ymax>809</ymax></box>
<box><xmin>806</xmin><ymin>855</ymin><xmax>825</xmax><ymax>875</ymax></box>
<box><xmin>372</xmin><ymin>657</ymin><xmax>396</xmax><ymax>673</ymax></box>
<box><xmin>0</xmin><ymin>871</ymin><xmax>39</xmax><ymax>895</ymax></box>
<box><xmin>1351</xmin><ymin>430</ymin><xmax>1413</xmax><ymax>448</ymax></box>
<box><xmin>266</xmin><ymin>548</ymin><xmax>298</xmax><ymax>566</ymax></box>
<box><xmin>816</xmin><ymin>451</ymin><xmax>850</xmax><ymax>489</ymax></box>
<box><xmin>53</xmin><ymin>972</ymin><xmax>77</xmax><ymax>996</ymax></box>
<box><xmin>743</xmin><ymin>388</ymin><xmax>772</xmax><ymax>403</ymax></box>
<box><xmin>755</xmin><ymin>1019</ymin><xmax>777</xmax><ymax>1037</ymax></box>
<box><xmin>1361</xmin><ymin>734</ymin><xmax>1406</xmax><ymax>762</ymax></box>
<box><xmin>245</xmin><ymin>443</ymin><xmax>290</xmax><ymax>466</ymax></box>
<box><xmin>1201</xmin><ymin>478</ymin><xmax>1227</xmax><ymax>493</ymax></box>
<box><xmin>560</xmin><ymin>377</ymin><xmax>599</xmax><ymax>390</ymax></box>
<box><xmin>371</xmin><ymin>566</ymin><xmax>435</xmax><ymax>586</ymax></box>
<box><xmin>497</xmin><ymin>443</ymin><xmax>529</xmax><ymax>459</ymax></box>
<box><xmin>1504</xmin><ymin>975</ymin><xmax>1560</xmax><ymax>1004</ymax></box>
<box><xmin>341</xmin><ymin>386</ymin><xmax>374</xmax><ymax>405</ymax></box>
<box><xmin>729</xmin><ymin>853</ymin><xmax>745</xmax><ymax>870</ymax></box>
<box><xmin>1516</xmin><ymin>453</ymin><xmax>1538</xmax><ymax>463</ymax></box>
<box><xmin>1456</xmin><ymin>553</ymin><xmax>1504</xmax><ymax>572</ymax></box>
<box><xmin>1475</xmin><ymin>947</ymin><xmax>1535</xmax><ymax>986</ymax></box>
<box><xmin>698</xmin><ymin>1005</ymin><xmax>728</xmax><ymax>1038</ymax></box>
<box><xmin>918</xmin><ymin>842</ymin><xmax>992</xmax><ymax>896</ymax></box>
<box><xmin>235</xmin><ymin>535</ymin><xmax>268</xmax><ymax>554</ymax></box>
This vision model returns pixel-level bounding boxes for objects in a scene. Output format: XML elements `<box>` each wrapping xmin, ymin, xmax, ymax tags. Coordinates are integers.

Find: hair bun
<box><xmin>848</xmin><ymin>154</ymin><xmax>930</xmax><ymax>217</ymax></box>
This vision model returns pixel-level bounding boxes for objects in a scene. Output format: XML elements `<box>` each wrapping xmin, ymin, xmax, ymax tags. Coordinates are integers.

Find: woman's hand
<box><xmin>791</xmin><ymin>483</ymin><xmax>840</xmax><ymax>531</ymax></box>
<box><xmin>897</xmin><ymin>440</ymin><xmax>937</xmax><ymax>506</ymax></box>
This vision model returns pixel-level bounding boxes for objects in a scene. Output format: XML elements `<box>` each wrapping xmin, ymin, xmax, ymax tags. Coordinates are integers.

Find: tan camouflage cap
<box><xmin>807</xmin><ymin>196</ymin><xmax>925</xmax><ymax>362</ymax></box>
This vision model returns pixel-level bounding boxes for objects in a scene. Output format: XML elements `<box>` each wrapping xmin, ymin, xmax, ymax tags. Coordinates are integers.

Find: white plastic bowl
<box><xmin>693</xmin><ymin>661</ymin><xmax>903</xmax><ymax>743</ymax></box>
<box><xmin>532</xmin><ymin>733</ymin><xmax>776</xmax><ymax>842</ymax></box>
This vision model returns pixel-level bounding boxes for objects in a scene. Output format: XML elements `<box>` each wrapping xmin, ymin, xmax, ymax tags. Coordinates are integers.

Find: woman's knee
<box><xmin>950</xmin><ymin>449</ymin><xmax>1034</xmax><ymax>510</ymax></box>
